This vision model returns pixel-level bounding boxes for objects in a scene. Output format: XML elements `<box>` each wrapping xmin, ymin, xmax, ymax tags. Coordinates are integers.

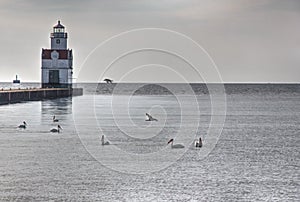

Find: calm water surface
<box><xmin>0</xmin><ymin>83</ymin><xmax>299</xmax><ymax>201</ymax></box>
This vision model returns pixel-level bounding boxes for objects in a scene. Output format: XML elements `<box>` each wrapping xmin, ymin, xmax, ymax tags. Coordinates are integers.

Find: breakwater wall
<box><xmin>91</xmin><ymin>83</ymin><xmax>300</xmax><ymax>95</ymax></box>
<box><xmin>0</xmin><ymin>88</ymin><xmax>83</xmax><ymax>105</ymax></box>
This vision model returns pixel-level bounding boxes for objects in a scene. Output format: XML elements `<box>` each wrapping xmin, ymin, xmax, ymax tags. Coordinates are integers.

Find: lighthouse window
<box><xmin>54</xmin><ymin>28</ymin><xmax>64</xmax><ymax>33</ymax></box>
<box><xmin>56</xmin><ymin>39</ymin><xmax>60</xmax><ymax>44</ymax></box>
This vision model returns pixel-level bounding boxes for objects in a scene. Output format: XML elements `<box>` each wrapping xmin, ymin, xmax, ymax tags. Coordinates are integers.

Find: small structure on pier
<box><xmin>41</xmin><ymin>20</ymin><xmax>73</xmax><ymax>88</ymax></box>
<box><xmin>13</xmin><ymin>75</ymin><xmax>20</xmax><ymax>84</ymax></box>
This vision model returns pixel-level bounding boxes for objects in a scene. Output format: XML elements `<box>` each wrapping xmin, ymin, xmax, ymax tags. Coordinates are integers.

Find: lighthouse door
<box><xmin>49</xmin><ymin>70</ymin><xmax>59</xmax><ymax>84</ymax></box>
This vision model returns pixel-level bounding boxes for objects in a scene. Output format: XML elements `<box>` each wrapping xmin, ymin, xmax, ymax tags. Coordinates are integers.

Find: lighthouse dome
<box><xmin>53</xmin><ymin>20</ymin><xmax>65</xmax><ymax>33</ymax></box>
<box><xmin>54</xmin><ymin>20</ymin><xmax>65</xmax><ymax>28</ymax></box>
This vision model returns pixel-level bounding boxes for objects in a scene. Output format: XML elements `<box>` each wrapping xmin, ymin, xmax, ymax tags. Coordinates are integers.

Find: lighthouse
<box><xmin>41</xmin><ymin>20</ymin><xmax>73</xmax><ymax>88</ymax></box>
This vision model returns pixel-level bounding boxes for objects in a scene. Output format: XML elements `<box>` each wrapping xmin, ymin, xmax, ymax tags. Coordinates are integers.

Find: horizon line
<box><xmin>0</xmin><ymin>81</ymin><xmax>299</xmax><ymax>84</ymax></box>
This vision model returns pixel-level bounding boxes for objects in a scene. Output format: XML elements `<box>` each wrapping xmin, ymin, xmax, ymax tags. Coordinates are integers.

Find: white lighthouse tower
<box><xmin>41</xmin><ymin>20</ymin><xmax>73</xmax><ymax>88</ymax></box>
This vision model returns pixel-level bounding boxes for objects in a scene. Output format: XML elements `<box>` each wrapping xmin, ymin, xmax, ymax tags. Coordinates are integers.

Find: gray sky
<box><xmin>0</xmin><ymin>0</ymin><xmax>299</xmax><ymax>82</ymax></box>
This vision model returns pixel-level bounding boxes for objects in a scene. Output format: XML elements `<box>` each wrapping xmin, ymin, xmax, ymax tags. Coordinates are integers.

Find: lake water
<box><xmin>0</xmin><ymin>83</ymin><xmax>299</xmax><ymax>201</ymax></box>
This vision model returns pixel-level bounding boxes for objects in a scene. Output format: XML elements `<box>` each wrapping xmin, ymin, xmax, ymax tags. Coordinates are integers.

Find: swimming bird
<box><xmin>145</xmin><ymin>113</ymin><xmax>158</xmax><ymax>121</ymax></box>
<box><xmin>18</xmin><ymin>121</ymin><xmax>27</xmax><ymax>129</ymax></box>
<box><xmin>50</xmin><ymin>125</ymin><xmax>62</xmax><ymax>133</ymax></box>
<box><xmin>194</xmin><ymin>137</ymin><xmax>203</xmax><ymax>148</ymax></box>
<box><xmin>103</xmin><ymin>78</ymin><xmax>113</xmax><ymax>84</ymax></box>
<box><xmin>101</xmin><ymin>135</ymin><xmax>110</xmax><ymax>145</ymax></box>
<box><xmin>167</xmin><ymin>138</ymin><xmax>184</xmax><ymax>148</ymax></box>
<box><xmin>53</xmin><ymin>116</ymin><xmax>59</xmax><ymax>122</ymax></box>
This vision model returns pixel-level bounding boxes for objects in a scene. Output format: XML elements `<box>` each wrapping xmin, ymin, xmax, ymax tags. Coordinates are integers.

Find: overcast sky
<box><xmin>0</xmin><ymin>0</ymin><xmax>299</xmax><ymax>82</ymax></box>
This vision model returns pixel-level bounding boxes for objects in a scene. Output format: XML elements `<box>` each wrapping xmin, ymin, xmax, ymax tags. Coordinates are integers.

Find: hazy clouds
<box><xmin>0</xmin><ymin>0</ymin><xmax>299</xmax><ymax>82</ymax></box>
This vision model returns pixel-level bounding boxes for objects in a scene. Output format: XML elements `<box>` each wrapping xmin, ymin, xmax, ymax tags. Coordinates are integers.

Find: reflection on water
<box><xmin>40</xmin><ymin>97</ymin><xmax>74</xmax><ymax>135</ymax></box>
<box><xmin>41</xmin><ymin>97</ymin><xmax>73</xmax><ymax>116</ymax></box>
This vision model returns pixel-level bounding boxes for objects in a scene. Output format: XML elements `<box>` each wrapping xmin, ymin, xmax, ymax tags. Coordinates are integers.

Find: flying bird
<box><xmin>103</xmin><ymin>78</ymin><xmax>113</xmax><ymax>83</ymax></box>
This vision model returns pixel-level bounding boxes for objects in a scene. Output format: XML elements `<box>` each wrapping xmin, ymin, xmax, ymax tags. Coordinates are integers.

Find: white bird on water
<box><xmin>101</xmin><ymin>135</ymin><xmax>110</xmax><ymax>145</ymax></box>
<box><xmin>145</xmin><ymin>113</ymin><xmax>158</xmax><ymax>121</ymax></box>
<box><xmin>50</xmin><ymin>125</ymin><xmax>62</xmax><ymax>133</ymax></box>
<box><xmin>194</xmin><ymin>137</ymin><xmax>203</xmax><ymax>148</ymax></box>
<box><xmin>53</xmin><ymin>116</ymin><xmax>59</xmax><ymax>122</ymax></box>
<box><xmin>18</xmin><ymin>121</ymin><xmax>27</xmax><ymax>129</ymax></box>
<box><xmin>167</xmin><ymin>139</ymin><xmax>184</xmax><ymax>149</ymax></box>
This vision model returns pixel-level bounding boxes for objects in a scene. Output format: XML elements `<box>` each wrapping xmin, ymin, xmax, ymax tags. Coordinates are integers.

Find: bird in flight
<box><xmin>103</xmin><ymin>78</ymin><xmax>113</xmax><ymax>83</ymax></box>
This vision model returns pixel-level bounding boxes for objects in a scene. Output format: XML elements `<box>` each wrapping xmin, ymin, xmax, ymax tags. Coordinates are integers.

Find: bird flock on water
<box><xmin>100</xmin><ymin>112</ymin><xmax>203</xmax><ymax>149</ymax></box>
<box><xmin>13</xmin><ymin>79</ymin><xmax>203</xmax><ymax>149</ymax></box>
<box><xmin>18</xmin><ymin>112</ymin><xmax>203</xmax><ymax>149</ymax></box>
<box><xmin>18</xmin><ymin>115</ymin><xmax>62</xmax><ymax>133</ymax></box>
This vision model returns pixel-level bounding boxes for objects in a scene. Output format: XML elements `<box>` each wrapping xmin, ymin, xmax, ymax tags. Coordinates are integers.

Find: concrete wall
<box><xmin>0</xmin><ymin>88</ymin><xmax>83</xmax><ymax>105</ymax></box>
<box><xmin>41</xmin><ymin>68</ymin><xmax>72</xmax><ymax>84</ymax></box>
<box><xmin>41</xmin><ymin>57</ymin><xmax>72</xmax><ymax>85</ymax></box>
<box><xmin>42</xmin><ymin>59</ymin><xmax>71</xmax><ymax>68</ymax></box>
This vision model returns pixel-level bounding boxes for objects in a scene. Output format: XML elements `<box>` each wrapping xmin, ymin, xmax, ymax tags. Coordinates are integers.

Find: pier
<box><xmin>0</xmin><ymin>21</ymin><xmax>84</xmax><ymax>105</ymax></box>
<box><xmin>0</xmin><ymin>88</ymin><xmax>83</xmax><ymax>105</ymax></box>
